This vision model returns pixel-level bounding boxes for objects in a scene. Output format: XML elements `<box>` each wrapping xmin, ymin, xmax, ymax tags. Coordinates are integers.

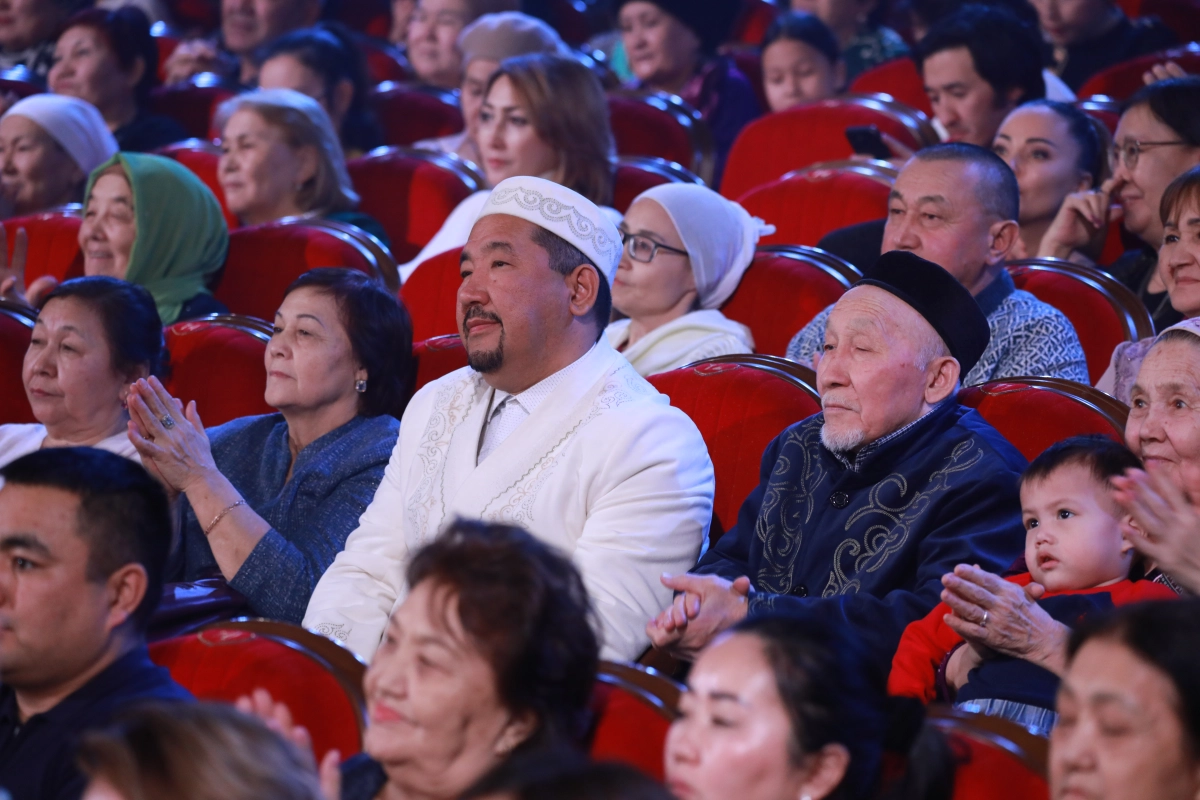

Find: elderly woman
<box><xmin>48</xmin><ymin>7</ymin><xmax>189</xmax><ymax>153</ymax></box>
<box><xmin>0</xmin><ymin>0</ymin><xmax>87</xmax><ymax>82</ymax></box>
<box><xmin>0</xmin><ymin>94</ymin><xmax>117</xmax><ymax>218</ymax></box>
<box><xmin>406</xmin><ymin>0</ymin><xmax>520</xmax><ymax>89</ymax></box>
<box><xmin>1051</xmin><ymin>600</ymin><xmax>1200</xmax><ymax>799</ymax></box>
<box><xmin>606</xmin><ymin>184</ymin><xmax>768</xmax><ymax>376</ymax></box>
<box><xmin>399</xmin><ymin>53</ymin><xmax>617</xmax><ymax>280</ymax></box>
<box><xmin>0</xmin><ymin>276</ymin><xmax>162</xmax><ymax>467</ymax></box>
<box><xmin>760</xmin><ymin>12</ymin><xmax>845</xmax><ymax>114</ymax></box>
<box><xmin>215</xmin><ymin>88</ymin><xmax>389</xmax><ymax>245</ymax></box>
<box><xmin>125</xmin><ymin>268</ymin><xmax>413</xmax><ymax>624</ymax></box>
<box><xmin>413</xmin><ymin>12</ymin><xmax>565</xmax><ymax>169</ymax></box>
<box><xmin>617</xmin><ymin>0</ymin><xmax>760</xmax><ymax>185</ymax></box>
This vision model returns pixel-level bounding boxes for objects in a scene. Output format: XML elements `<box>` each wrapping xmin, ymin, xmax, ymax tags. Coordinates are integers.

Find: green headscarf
<box><xmin>84</xmin><ymin>153</ymin><xmax>229</xmax><ymax>325</ymax></box>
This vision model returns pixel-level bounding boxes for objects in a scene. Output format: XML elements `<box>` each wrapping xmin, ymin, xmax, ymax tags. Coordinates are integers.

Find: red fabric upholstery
<box><xmin>357</xmin><ymin>35</ymin><xmax>412</xmax><ymax>83</ymax></box>
<box><xmin>739</xmin><ymin>170</ymin><xmax>890</xmax><ymax>247</ymax></box>
<box><xmin>731</xmin><ymin>0</ymin><xmax>781</xmax><ymax>45</ymax></box>
<box><xmin>943</xmin><ymin>730</ymin><xmax>1049</xmax><ymax>800</ymax></box>
<box><xmin>608</xmin><ymin>93</ymin><xmax>700</xmax><ymax>177</ymax></box>
<box><xmin>850</xmin><ymin>58</ymin><xmax>933</xmax><ymax>115</ymax></box>
<box><xmin>371</xmin><ymin>83</ymin><xmax>464</xmax><ymax>147</ymax></box>
<box><xmin>0</xmin><ymin>78</ymin><xmax>42</xmax><ymax>100</ymax></box>
<box><xmin>958</xmin><ymin>380</ymin><xmax>1126</xmax><ymax>462</ymax></box>
<box><xmin>539</xmin><ymin>0</ymin><xmax>598</xmax><ymax>45</ymax></box>
<box><xmin>1078</xmin><ymin>44</ymin><xmax>1200</xmax><ymax>100</ymax></box>
<box><xmin>147</xmin><ymin>79</ymin><xmax>236</xmax><ymax>140</ymax></box>
<box><xmin>412</xmin><ymin>334</ymin><xmax>468</xmax><ymax>392</ymax></box>
<box><xmin>329</xmin><ymin>0</ymin><xmax>393</xmax><ymax>38</ymax></box>
<box><xmin>0</xmin><ymin>306</ymin><xmax>34</xmax><ymax>424</ymax></box>
<box><xmin>1077</xmin><ymin>99</ymin><xmax>1120</xmax><ymax>135</ymax></box>
<box><xmin>648</xmin><ymin>360</ymin><xmax>820</xmax><ymax>537</ymax></box>
<box><xmin>347</xmin><ymin>148</ymin><xmax>478</xmax><ymax>263</ymax></box>
<box><xmin>149</xmin><ymin>628</ymin><xmax>362</xmax><ymax>762</ymax></box>
<box><xmin>164</xmin><ymin>318</ymin><xmax>272</xmax><ymax>426</ymax></box>
<box><xmin>217</xmin><ymin>222</ymin><xmax>379</xmax><ymax>321</ymax></box>
<box><xmin>401</xmin><ymin>246</ymin><xmax>462</xmax><ymax>341</ymax></box>
<box><xmin>154</xmin><ymin>34</ymin><xmax>179</xmax><ymax>83</ymax></box>
<box><xmin>727</xmin><ymin>47</ymin><xmax>769</xmax><ymax>112</ymax></box>
<box><xmin>589</xmin><ymin>681</ymin><xmax>673</xmax><ymax>781</ymax></box>
<box><xmin>3</xmin><ymin>212</ymin><xmax>83</xmax><ymax>285</ymax></box>
<box><xmin>156</xmin><ymin>142</ymin><xmax>238</xmax><ymax>229</ymax></box>
<box><xmin>720</xmin><ymin>248</ymin><xmax>857</xmax><ymax>356</ymax></box>
<box><xmin>613</xmin><ymin>162</ymin><xmax>675</xmax><ymax>213</ymax></box>
<box><xmin>721</xmin><ymin>99</ymin><xmax>926</xmax><ymax>199</ymax></box>
<box><xmin>1140</xmin><ymin>0</ymin><xmax>1200</xmax><ymax>41</ymax></box>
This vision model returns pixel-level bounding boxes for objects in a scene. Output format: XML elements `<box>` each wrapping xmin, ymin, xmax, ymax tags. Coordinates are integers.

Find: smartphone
<box><xmin>844</xmin><ymin>125</ymin><xmax>893</xmax><ymax>160</ymax></box>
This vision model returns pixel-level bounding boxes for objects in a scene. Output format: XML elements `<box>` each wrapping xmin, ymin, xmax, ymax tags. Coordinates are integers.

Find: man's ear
<box><xmin>104</xmin><ymin>563</ymin><xmax>148</xmax><ymax>635</ymax></box>
<box><xmin>925</xmin><ymin>356</ymin><xmax>961</xmax><ymax>405</ymax></box>
<box><xmin>566</xmin><ymin>263</ymin><xmax>600</xmax><ymax>320</ymax></box>
<box><xmin>987</xmin><ymin>218</ymin><xmax>1020</xmax><ymax>263</ymax></box>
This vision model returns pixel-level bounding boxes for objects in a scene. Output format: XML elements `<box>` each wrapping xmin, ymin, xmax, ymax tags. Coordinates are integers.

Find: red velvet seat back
<box><xmin>1078</xmin><ymin>44</ymin><xmax>1200</xmax><ymax>100</ymax></box>
<box><xmin>148</xmin><ymin>79</ymin><xmax>236</xmax><ymax>140</ymax></box>
<box><xmin>164</xmin><ymin>317</ymin><xmax>273</xmax><ymax>426</ymax></box>
<box><xmin>958</xmin><ymin>378</ymin><xmax>1128</xmax><ymax>462</ymax></box>
<box><xmin>347</xmin><ymin>149</ymin><xmax>479</xmax><ymax>263</ymax></box>
<box><xmin>156</xmin><ymin>142</ymin><xmax>238</xmax><ymax>229</ymax></box>
<box><xmin>355</xmin><ymin>35</ymin><xmax>412</xmax><ymax>83</ymax></box>
<box><xmin>412</xmin><ymin>334</ymin><xmax>469</xmax><ymax>392</ymax></box>
<box><xmin>401</xmin><ymin>246</ymin><xmax>463</xmax><ymax>341</ymax></box>
<box><xmin>589</xmin><ymin>679</ymin><xmax>673</xmax><ymax>781</ymax></box>
<box><xmin>612</xmin><ymin>157</ymin><xmax>704</xmax><ymax>213</ymax></box>
<box><xmin>850</xmin><ymin>58</ymin><xmax>933</xmax><ymax>115</ymax></box>
<box><xmin>0</xmin><ymin>77</ymin><xmax>42</xmax><ymax>100</ymax></box>
<box><xmin>648</xmin><ymin>359</ymin><xmax>820</xmax><ymax>538</ymax></box>
<box><xmin>720</xmin><ymin>248</ymin><xmax>859</xmax><ymax>357</ymax></box>
<box><xmin>608</xmin><ymin>93</ymin><xmax>703</xmax><ymax>179</ymax></box>
<box><xmin>3</xmin><ymin>212</ymin><xmax>84</xmax><ymax>285</ymax></box>
<box><xmin>149</xmin><ymin>628</ymin><xmax>363</xmax><ymax>762</ymax></box>
<box><xmin>371</xmin><ymin>82</ymin><xmax>464</xmax><ymax>147</ymax></box>
<box><xmin>0</xmin><ymin>304</ymin><xmax>34</xmax><ymax>424</ymax></box>
<box><xmin>218</xmin><ymin>222</ymin><xmax>380</xmax><ymax>321</ymax></box>
<box><xmin>927</xmin><ymin>709</ymin><xmax>1049</xmax><ymax>800</ymax></box>
<box><xmin>721</xmin><ymin>98</ymin><xmax>927</xmax><ymax>199</ymax></box>
<box><xmin>732</xmin><ymin>0</ymin><xmax>780</xmax><ymax>44</ymax></box>
<box><xmin>739</xmin><ymin>170</ymin><xmax>890</xmax><ymax>248</ymax></box>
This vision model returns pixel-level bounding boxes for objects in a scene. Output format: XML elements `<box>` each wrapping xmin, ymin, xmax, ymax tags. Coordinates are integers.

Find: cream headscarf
<box><xmin>629</xmin><ymin>183</ymin><xmax>775</xmax><ymax>309</ymax></box>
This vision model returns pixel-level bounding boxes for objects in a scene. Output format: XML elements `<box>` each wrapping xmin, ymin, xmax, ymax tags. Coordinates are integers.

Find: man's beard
<box><xmin>820</xmin><ymin>422</ymin><xmax>866</xmax><ymax>455</ymax></box>
<box><xmin>463</xmin><ymin>307</ymin><xmax>505</xmax><ymax>373</ymax></box>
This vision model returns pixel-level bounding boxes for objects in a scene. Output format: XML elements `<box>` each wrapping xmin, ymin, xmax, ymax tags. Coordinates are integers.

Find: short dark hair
<box><xmin>0</xmin><ymin>448</ymin><xmax>170</xmax><ymax>633</ymax></box>
<box><xmin>406</xmin><ymin>519</ymin><xmax>599</xmax><ymax>751</ymax></box>
<box><xmin>40</xmin><ymin>276</ymin><xmax>168</xmax><ymax>381</ymax></box>
<box><xmin>913</xmin><ymin>142</ymin><xmax>1020</xmax><ymax>221</ymax></box>
<box><xmin>1022</xmin><ymin>434</ymin><xmax>1142</xmax><ymax>489</ymax></box>
<box><xmin>463</xmin><ymin>749</ymin><xmax>675</xmax><ymax>800</ymax></box>
<box><xmin>761</xmin><ymin>11</ymin><xmax>841</xmax><ymax>67</ymax></box>
<box><xmin>61</xmin><ymin>6</ymin><xmax>159</xmax><ymax>106</ymax></box>
<box><xmin>914</xmin><ymin>4</ymin><xmax>1045</xmax><ymax>107</ymax></box>
<box><xmin>1017</xmin><ymin>99</ymin><xmax>1106</xmax><ymax>187</ymax></box>
<box><xmin>530</xmin><ymin>226</ymin><xmax>612</xmax><ymax>341</ymax></box>
<box><xmin>1124</xmin><ymin>76</ymin><xmax>1200</xmax><ymax>148</ymax></box>
<box><xmin>284</xmin><ymin>268</ymin><xmax>415</xmax><ymax>419</ymax></box>
<box><xmin>911</xmin><ymin>0</ymin><xmax>1039</xmax><ymax>31</ymax></box>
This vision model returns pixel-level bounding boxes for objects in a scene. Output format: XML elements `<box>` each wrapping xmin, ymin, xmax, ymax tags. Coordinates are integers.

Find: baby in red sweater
<box><xmin>888</xmin><ymin>435</ymin><xmax>1177</xmax><ymax>735</ymax></box>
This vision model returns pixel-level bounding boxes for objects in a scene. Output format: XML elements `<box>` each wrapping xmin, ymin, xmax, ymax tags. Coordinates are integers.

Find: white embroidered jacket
<box><xmin>303</xmin><ymin>340</ymin><xmax>715</xmax><ymax>661</ymax></box>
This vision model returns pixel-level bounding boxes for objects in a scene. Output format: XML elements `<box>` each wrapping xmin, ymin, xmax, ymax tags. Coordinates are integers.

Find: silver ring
<box><xmin>160</xmin><ymin>414</ymin><xmax>176</xmax><ymax>430</ymax></box>
<box><xmin>981</xmin><ymin>610</ymin><xmax>989</xmax><ymax>628</ymax></box>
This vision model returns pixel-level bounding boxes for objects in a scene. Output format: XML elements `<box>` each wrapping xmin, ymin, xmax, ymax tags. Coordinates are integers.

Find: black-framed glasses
<box><xmin>1109</xmin><ymin>139</ymin><xmax>1189</xmax><ymax>171</ymax></box>
<box><xmin>620</xmin><ymin>231</ymin><xmax>688</xmax><ymax>263</ymax></box>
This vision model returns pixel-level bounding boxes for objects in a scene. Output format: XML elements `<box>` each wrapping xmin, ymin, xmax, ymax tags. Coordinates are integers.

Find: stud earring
<box><xmin>355</xmin><ymin>379</ymin><xmax>367</xmax><ymax>393</ymax></box>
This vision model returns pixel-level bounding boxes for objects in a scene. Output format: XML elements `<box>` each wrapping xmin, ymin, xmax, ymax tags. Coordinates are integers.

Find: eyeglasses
<box><xmin>620</xmin><ymin>232</ymin><xmax>688</xmax><ymax>263</ymax></box>
<box><xmin>1109</xmin><ymin>139</ymin><xmax>1189</xmax><ymax>171</ymax></box>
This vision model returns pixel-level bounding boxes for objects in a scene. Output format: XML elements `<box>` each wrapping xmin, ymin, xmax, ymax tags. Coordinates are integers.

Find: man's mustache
<box><xmin>462</xmin><ymin>306</ymin><xmax>502</xmax><ymax>336</ymax></box>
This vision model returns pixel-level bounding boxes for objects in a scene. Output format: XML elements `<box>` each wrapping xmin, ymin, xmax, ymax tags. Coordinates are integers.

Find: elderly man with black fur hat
<box><xmin>647</xmin><ymin>250</ymin><xmax>1029</xmax><ymax>669</ymax></box>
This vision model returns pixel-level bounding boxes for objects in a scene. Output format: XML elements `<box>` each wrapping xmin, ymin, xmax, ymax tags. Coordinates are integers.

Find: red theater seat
<box><xmin>327</xmin><ymin>0</ymin><xmax>392</xmax><ymax>38</ymax></box>
<box><xmin>850</xmin><ymin>57</ymin><xmax>933</xmax><ymax>115</ymax></box>
<box><xmin>147</xmin><ymin>73</ymin><xmax>236</xmax><ymax>140</ymax></box>
<box><xmin>721</xmin><ymin>94</ymin><xmax>935</xmax><ymax>200</ymax></box>
<box><xmin>0</xmin><ymin>301</ymin><xmax>35</xmax><ymax>424</ymax></box>
<box><xmin>3</xmin><ymin>209</ymin><xmax>84</xmax><ymax>285</ymax></box>
<box><xmin>1140</xmin><ymin>0</ymin><xmax>1200</xmax><ymax>41</ymax></box>
<box><xmin>648</xmin><ymin>356</ymin><xmax>820</xmax><ymax>540</ymax></box>
<box><xmin>608</xmin><ymin>91</ymin><xmax>716</xmax><ymax>186</ymax></box>
<box><xmin>590</xmin><ymin>661</ymin><xmax>681</xmax><ymax>781</ymax></box>
<box><xmin>721</xmin><ymin>245</ymin><xmax>861</xmax><ymax>357</ymax></box>
<box><xmin>613</xmin><ymin>156</ymin><xmax>704</xmax><ymax>213</ymax></box>
<box><xmin>927</xmin><ymin>706</ymin><xmax>1049</xmax><ymax>800</ymax></box>
<box><xmin>156</xmin><ymin>139</ymin><xmax>238</xmax><ymax>229</ymax></box>
<box><xmin>401</xmin><ymin>246</ymin><xmax>462</xmax><ymax>341</ymax></box>
<box><xmin>149</xmin><ymin>620</ymin><xmax>365</xmax><ymax>763</ymax></box>
<box><xmin>356</xmin><ymin>35</ymin><xmax>412</xmax><ymax>83</ymax></box>
<box><xmin>348</xmin><ymin>147</ymin><xmax>483</xmax><ymax>264</ymax></box>
<box><xmin>1076</xmin><ymin>97</ymin><xmax>1120</xmax><ymax>135</ymax></box>
<box><xmin>1078</xmin><ymin>43</ymin><xmax>1200</xmax><ymax>100</ymax></box>
<box><xmin>731</xmin><ymin>0</ymin><xmax>780</xmax><ymax>45</ymax></box>
<box><xmin>164</xmin><ymin>315</ymin><xmax>273</xmax><ymax>426</ymax></box>
<box><xmin>371</xmin><ymin>82</ymin><xmax>464</xmax><ymax>147</ymax></box>
<box><xmin>0</xmin><ymin>73</ymin><xmax>43</xmax><ymax>101</ymax></box>
<box><xmin>1006</xmin><ymin>258</ymin><xmax>1153</xmax><ymax>383</ymax></box>
<box><xmin>412</xmin><ymin>334</ymin><xmax>468</xmax><ymax>392</ymax></box>
<box><xmin>958</xmin><ymin>377</ymin><xmax>1128</xmax><ymax>462</ymax></box>
<box><xmin>739</xmin><ymin>166</ymin><xmax>891</xmax><ymax>247</ymax></box>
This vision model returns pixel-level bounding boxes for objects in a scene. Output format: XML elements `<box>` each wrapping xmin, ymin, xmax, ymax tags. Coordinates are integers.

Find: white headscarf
<box><xmin>630</xmin><ymin>183</ymin><xmax>775</xmax><ymax>309</ymax></box>
<box><xmin>2</xmin><ymin>95</ymin><xmax>118</xmax><ymax>176</ymax></box>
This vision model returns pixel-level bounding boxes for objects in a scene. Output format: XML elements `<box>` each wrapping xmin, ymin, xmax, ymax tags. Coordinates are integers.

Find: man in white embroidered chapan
<box><xmin>304</xmin><ymin>175</ymin><xmax>715</xmax><ymax>661</ymax></box>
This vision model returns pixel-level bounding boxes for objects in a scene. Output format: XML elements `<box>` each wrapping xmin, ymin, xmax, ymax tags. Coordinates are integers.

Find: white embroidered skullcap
<box><xmin>3</xmin><ymin>95</ymin><xmax>118</xmax><ymax>176</ymax></box>
<box><xmin>476</xmin><ymin>176</ymin><xmax>622</xmax><ymax>283</ymax></box>
<box><xmin>630</xmin><ymin>183</ymin><xmax>775</xmax><ymax>309</ymax></box>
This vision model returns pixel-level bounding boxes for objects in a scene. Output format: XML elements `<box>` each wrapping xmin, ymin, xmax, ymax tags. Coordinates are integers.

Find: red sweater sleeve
<box><xmin>1107</xmin><ymin>579</ymin><xmax>1181</xmax><ymax>604</ymax></box>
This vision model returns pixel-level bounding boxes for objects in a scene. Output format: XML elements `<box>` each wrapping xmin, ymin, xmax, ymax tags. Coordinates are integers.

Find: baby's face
<box><xmin>1022</xmin><ymin>463</ymin><xmax>1133</xmax><ymax>592</ymax></box>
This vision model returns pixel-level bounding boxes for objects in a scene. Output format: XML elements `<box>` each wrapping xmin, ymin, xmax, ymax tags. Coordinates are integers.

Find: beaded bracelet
<box><xmin>204</xmin><ymin>499</ymin><xmax>247</xmax><ymax>536</ymax></box>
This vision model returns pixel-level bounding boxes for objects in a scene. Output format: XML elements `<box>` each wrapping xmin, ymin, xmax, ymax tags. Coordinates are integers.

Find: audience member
<box><xmin>992</xmin><ymin>100</ymin><xmax>1105</xmax><ymax>259</ymax></box>
<box><xmin>390</xmin><ymin>0</ymin><xmax>416</xmax><ymax>48</ymax></box>
<box><xmin>413</xmin><ymin>12</ymin><xmax>565</xmax><ymax>169</ymax></box>
<box><xmin>305</xmin><ymin>175</ymin><xmax>714</xmax><ymax>662</ymax></box>
<box><xmin>1036</xmin><ymin>0</ymin><xmax>1175</xmax><ymax>91</ymax></box>
<box><xmin>48</xmin><ymin>7</ymin><xmax>189</xmax><ymax>153</ymax></box>
<box><xmin>648</xmin><ymin>250</ymin><xmax>1027</xmax><ymax>669</ymax></box>
<box><xmin>606</xmin><ymin>184</ymin><xmax>767</xmax><ymax>375</ymax></box>
<box><xmin>0</xmin><ymin>448</ymin><xmax>191</xmax><ymax>800</ymax></box>
<box><xmin>889</xmin><ymin>436</ymin><xmax>1177</xmax><ymax>736</ymax></box>
<box><xmin>0</xmin><ymin>94</ymin><xmax>117</xmax><ymax>218</ymax></box>
<box><xmin>616</xmin><ymin>0</ymin><xmax>761</xmax><ymax>185</ymax></box>
<box><xmin>1051</xmin><ymin>600</ymin><xmax>1200</xmax><ymax>799</ymax></box>
<box><xmin>255</xmin><ymin>23</ymin><xmax>384</xmax><ymax>159</ymax></box>
<box><xmin>215</xmin><ymin>88</ymin><xmax>389</xmax><ymax>244</ymax></box>
<box><xmin>399</xmin><ymin>53</ymin><xmax>616</xmax><ymax>280</ymax></box>
<box><xmin>787</xmin><ymin>0</ymin><xmax>909</xmax><ymax>81</ymax></box>
<box><xmin>126</xmin><ymin>269</ymin><xmax>412</xmax><ymax>623</ymax></box>
<box><xmin>760</xmin><ymin>11</ymin><xmax>845</xmax><ymax>113</ymax></box>
<box><xmin>0</xmin><ymin>277</ymin><xmax>162</xmax><ymax>467</ymax></box>
<box><xmin>1039</xmin><ymin>77</ymin><xmax>1200</xmax><ymax>331</ymax></box>
<box><xmin>788</xmin><ymin>145</ymin><xmax>1090</xmax><ymax>386</ymax></box>
<box><xmin>1098</xmin><ymin>167</ymin><xmax>1200</xmax><ymax>403</ymax></box>
<box><xmin>407</xmin><ymin>0</ymin><xmax>520</xmax><ymax>89</ymax></box>
<box><xmin>914</xmin><ymin>4</ymin><xmax>1045</xmax><ymax>147</ymax></box>
<box><xmin>77</xmin><ymin>703</ymin><xmax>324</xmax><ymax>800</ymax></box>
<box><xmin>463</xmin><ymin>751</ymin><xmax>675</xmax><ymax>800</ymax></box>
<box><xmin>0</xmin><ymin>0</ymin><xmax>88</xmax><ymax>84</ymax></box>
<box><xmin>162</xmin><ymin>0</ymin><xmax>322</xmax><ymax>87</ymax></box>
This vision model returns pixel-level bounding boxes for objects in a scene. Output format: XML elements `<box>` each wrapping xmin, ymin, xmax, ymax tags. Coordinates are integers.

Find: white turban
<box><xmin>630</xmin><ymin>183</ymin><xmax>775</xmax><ymax>309</ymax></box>
<box><xmin>2</xmin><ymin>95</ymin><xmax>119</xmax><ymax>177</ymax></box>
<box><xmin>476</xmin><ymin>175</ymin><xmax>622</xmax><ymax>284</ymax></box>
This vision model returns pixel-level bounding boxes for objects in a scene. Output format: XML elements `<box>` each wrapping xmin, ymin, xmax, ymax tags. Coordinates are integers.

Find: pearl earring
<box><xmin>355</xmin><ymin>379</ymin><xmax>367</xmax><ymax>393</ymax></box>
